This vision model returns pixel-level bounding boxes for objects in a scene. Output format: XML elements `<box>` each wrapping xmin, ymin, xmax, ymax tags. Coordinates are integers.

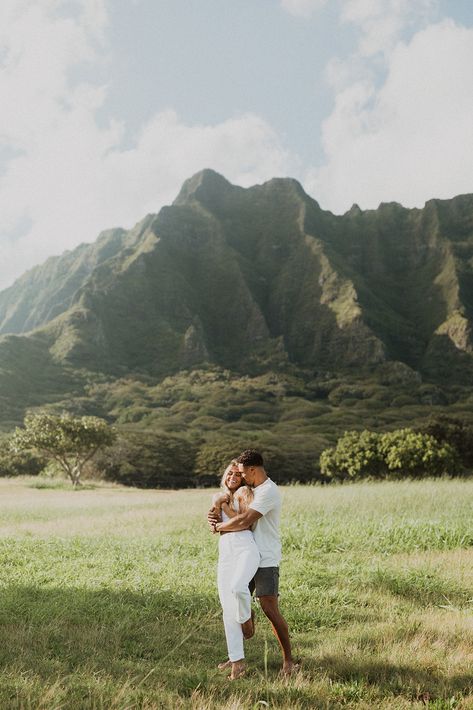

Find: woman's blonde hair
<box><xmin>220</xmin><ymin>459</ymin><xmax>253</xmax><ymax>512</ymax></box>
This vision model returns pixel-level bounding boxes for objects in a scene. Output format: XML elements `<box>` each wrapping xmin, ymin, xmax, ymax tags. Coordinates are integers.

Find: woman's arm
<box><xmin>220</xmin><ymin>500</ymin><xmax>238</xmax><ymax>518</ymax></box>
<box><xmin>234</xmin><ymin>486</ymin><xmax>253</xmax><ymax>514</ymax></box>
<box><xmin>210</xmin><ymin>491</ymin><xmax>229</xmax><ymax>512</ymax></box>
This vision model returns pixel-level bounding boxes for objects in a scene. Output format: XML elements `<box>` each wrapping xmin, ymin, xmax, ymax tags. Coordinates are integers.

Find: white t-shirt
<box><xmin>249</xmin><ymin>478</ymin><xmax>282</xmax><ymax>567</ymax></box>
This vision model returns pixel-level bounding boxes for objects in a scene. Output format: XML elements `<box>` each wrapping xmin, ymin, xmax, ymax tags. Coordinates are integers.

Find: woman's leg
<box><xmin>231</xmin><ymin>536</ymin><xmax>260</xmax><ymax>625</ymax></box>
<box><xmin>217</xmin><ymin>537</ymin><xmax>245</xmax><ymax>663</ymax></box>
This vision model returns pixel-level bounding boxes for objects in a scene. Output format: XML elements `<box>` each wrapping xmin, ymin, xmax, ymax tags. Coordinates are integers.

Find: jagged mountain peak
<box><xmin>173</xmin><ymin>168</ymin><xmax>235</xmax><ymax>206</ymax></box>
<box><xmin>345</xmin><ymin>203</ymin><xmax>362</xmax><ymax>217</ymax></box>
<box><xmin>256</xmin><ymin>175</ymin><xmax>307</xmax><ymax>196</ymax></box>
<box><xmin>1</xmin><ymin>171</ymin><xmax>473</xmax><ymax>402</ymax></box>
<box><xmin>174</xmin><ymin>170</ymin><xmax>316</xmax><ymax>213</ymax></box>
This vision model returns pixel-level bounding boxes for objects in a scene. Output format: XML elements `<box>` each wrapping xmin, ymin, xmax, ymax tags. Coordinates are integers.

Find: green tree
<box><xmin>93</xmin><ymin>431</ymin><xmax>197</xmax><ymax>488</ymax></box>
<box><xmin>11</xmin><ymin>413</ymin><xmax>116</xmax><ymax>487</ymax></box>
<box><xmin>0</xmin><ymin>435</ymin><xmax>46</xmax><ymax>477</ymax></box>
<box><xmin>420</xmin><ymin>416</ymin><xmax>473</xmax><ymax>471</ymax></box>
<box><xmin>379</xmin><ymin>429</ymin><xmax>458</xmax><ymax>478</ymax></box>
<box><xmin>320</xmin><ymin>427</ymin><xmax>459</xmax><ymax>481</ymax></box>
<box><xmin>194</xmin><ymin>441</ymin><xmax>241</xmax><ymax>483</ymax></box>
<box><xmin>320</xmin><ymin>430</ymin><xmax>383</xmax><ymax>480</ymax></box>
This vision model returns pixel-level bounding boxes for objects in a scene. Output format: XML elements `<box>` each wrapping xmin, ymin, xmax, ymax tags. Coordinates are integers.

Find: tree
<box><xmin>0</xmin><ymin>435</ymin><xmax>46</xmax><ymax>477</ymax></box>
<box><xmin>379</xmin><ymin>429</ymin><xmax>459</xmax><ymax>478</ymax></box>
<box><xmin>194</xmin><ymin>441</ymin><xmax>241</xmax><ymax>484</ymax></box>
<box><xmin>92</xmin><ymin>431</ymin><xmax>197</xmax><ymax>488</ymax></box>
<box><xmin>320</xmin><ymin>427</ymin><xmax>459</xmax><ymax>481</ymax></box>
<box><xmin>320</xmin><ymin>430</ymin><xmax>384</xmax><ymax>480</ymax></box>
<box><xmin>420</xmin><ymin>416</ymin><xmax>473</xmax><ymax>471</ymax></box>
<box><xmin>11</xmin><ymin>413</ymin><xmax>116</xmax><ymax>487</ymax></box>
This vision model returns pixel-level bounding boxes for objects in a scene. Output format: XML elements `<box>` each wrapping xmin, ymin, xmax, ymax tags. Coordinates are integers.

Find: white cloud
<box><xmin>307</xmin><ymin>20</ymin><xmax>473</xmax><ymax>213</ymax></box>
<box><xmin>2</xmin><ymin>0</ymin><xmax>470</xmax><ymax>293</ymax></box>
<box><xmin>340</xmin><ymin>0</ymin><xmax>436</xmax><ymax>56</ymax></box>
<box><xmin>0</xmin><ymin>1</ymin><xmax>107</xmax><ymax>149</ymax></box>
<box><xmin>98</xmin><ymin>111</ymin><xmax>294</xmax><ymax>219</ymax></box>
<box><xmin>0</xmin><ymin>2</ymin><xmax>294</xmax><ymax>290</ymax></box>
<box><xmin>280</xmin><ymin>0</ymin><xmax>327</xmax><ymax>19</ymax></box>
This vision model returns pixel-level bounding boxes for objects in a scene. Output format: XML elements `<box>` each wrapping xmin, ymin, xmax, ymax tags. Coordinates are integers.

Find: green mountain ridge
<box><xmin>0</xmin><ymin>169</ymin><xmax>473</xmax><ymax>430</ymax></box>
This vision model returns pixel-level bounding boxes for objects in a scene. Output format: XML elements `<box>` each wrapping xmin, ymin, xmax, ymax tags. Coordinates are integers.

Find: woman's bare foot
<box><xmin>229</xmin><ymin>660</ymin><xmax>246</xmax><ymax>680</ymax></box>
<box><xmin>217</xmin><ymin>659</ymin><xmax>232</xmax><ymax>671</ymax></box>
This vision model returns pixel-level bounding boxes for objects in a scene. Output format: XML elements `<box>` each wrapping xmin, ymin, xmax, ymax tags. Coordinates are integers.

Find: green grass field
<box><xmin>0</xmin><ymin>478</ymin><xmax>472</xmax><ymax>709</ymax></box>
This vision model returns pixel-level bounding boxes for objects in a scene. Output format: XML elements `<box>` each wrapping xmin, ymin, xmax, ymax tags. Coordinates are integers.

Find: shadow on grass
<box><xmin>0</xmin><ymin>585</ymin><xmax>316</xmax><ymax>707</ymax></box>
<box><xmin>0</xmin><ymin>585</ymin><xmax>224</xmax><ymax>678</ymax></box>
<box><xmin>27</xmin><ymin>481</ymin><xmax>99</xmax><ymax>490</ymax></box>
<box><xmin>307</xmin><ymin>653</ymin><xmax>473</xmax><ymax>700</ymax></box>
<box><xmin>1</xmin><ymin>586</ymin><xmax>471</xmax><ymax>707</ymax></box>
<box><xmin>371</xmin><ymin>567</ymin><xmax>471</xmax><ymax>608</ymax></box>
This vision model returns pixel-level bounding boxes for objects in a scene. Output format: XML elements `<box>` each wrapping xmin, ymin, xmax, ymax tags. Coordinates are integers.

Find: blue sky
<box><xmin>1</xmin><ymin>0</ymin><xmax>473</xmax><ymax>289</ymax></box>
<box><xmin>100</xmin><ymin>1</ymin><xmax>347</xmax><ymax>159</ymax></box>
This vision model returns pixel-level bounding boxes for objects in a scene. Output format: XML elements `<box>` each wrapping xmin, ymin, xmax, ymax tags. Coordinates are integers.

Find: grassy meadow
<box><xmin>0</xmin><ymin>477</ymin><xmax>472</xmax><ymax>709</ymax></box>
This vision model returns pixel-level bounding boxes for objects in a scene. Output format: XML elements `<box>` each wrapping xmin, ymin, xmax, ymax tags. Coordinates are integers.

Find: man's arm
<box><xmin>206</xmin><ymin>500</ymin><xmax>238</xmax><ymax>533</ymax></box>
<box><xmin>216</xmin><ymin>507</ymin><xmax>262</xmax><ymax>533</ymax></box>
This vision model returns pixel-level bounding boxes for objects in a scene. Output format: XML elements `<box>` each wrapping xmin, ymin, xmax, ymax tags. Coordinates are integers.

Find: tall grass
<box><xmin>0</xmin><ymin>478</ymin><xmax>471</xmax><ymax>708</ymax></box>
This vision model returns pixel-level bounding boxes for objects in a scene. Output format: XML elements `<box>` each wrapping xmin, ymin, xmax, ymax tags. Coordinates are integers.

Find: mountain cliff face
<box><xmin>0</xmin><ymin>169</ymin><xmax>473</xmax><ymax>409</ymax></box>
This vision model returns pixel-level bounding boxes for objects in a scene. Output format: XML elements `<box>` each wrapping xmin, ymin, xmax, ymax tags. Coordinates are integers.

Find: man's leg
<box><xmin>258</xmin><ymin>594</ymin><xmax>296</xmax><ymax>675</ymax></box>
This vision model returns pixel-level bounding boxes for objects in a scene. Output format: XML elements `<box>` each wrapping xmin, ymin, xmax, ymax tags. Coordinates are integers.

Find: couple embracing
<box><xmin>208</xmin><ymin>449</ymin><xmax>297</xmax><ymax>680</ymax></box>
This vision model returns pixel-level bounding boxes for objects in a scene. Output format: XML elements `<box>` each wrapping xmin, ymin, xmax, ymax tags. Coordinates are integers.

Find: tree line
<box><xmin>0</xmin><ymin>412</ymin><xmax>472</xmax><ymax>488</ymax></box>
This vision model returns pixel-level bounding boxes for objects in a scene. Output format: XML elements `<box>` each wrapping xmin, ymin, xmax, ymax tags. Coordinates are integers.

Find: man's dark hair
<box><xmin>237</xmin><ymin>449</ymin><xmax>264</xmax><ymax>467</ymax></box>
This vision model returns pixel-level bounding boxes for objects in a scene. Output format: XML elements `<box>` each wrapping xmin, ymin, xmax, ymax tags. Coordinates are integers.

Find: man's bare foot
<box><xmin>217</xmin><ymin>659</ymin><xmax>232</xmax><ymax>671</ymax></box>
<box><xmin>281</xmin><ymin>660</ymin><xmax>301</xmax><ymax>676</ymax></box>
<box><xmin>229</xmin><ymin>660</ymin><xmax>246</xmax><ymax>680</ymax></box>
<box><xmin>241</xmin><ymin>609</ymin><xmax>255</xmax><ymax>640</ymax></box>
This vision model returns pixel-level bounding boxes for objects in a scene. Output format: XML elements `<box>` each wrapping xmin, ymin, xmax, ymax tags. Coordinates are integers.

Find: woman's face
<box><xmin>225</xmin><ymin>467</ymin><xmax>243</xmax><ymax>491</ymax></box>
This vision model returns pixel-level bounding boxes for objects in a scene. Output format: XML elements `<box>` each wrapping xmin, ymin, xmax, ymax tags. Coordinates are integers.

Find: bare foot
<box><xmin>241</xmin><ymin>609</ymin><xmax>255</xmax><ymax>640</ymax></box>
<box><xmin>281</xmin><ymin>660</ymin><xmax>301</xmax><ymax>676</ymax></box>
<box><xmin>229</xmin><ymin>660</ymin><xmax>246</xmax><ymax>680</ymax></box>
<box><xmin>217</xmin><ymin>659</ymin><xmax>232</xmax><ymax>671</ymax></box>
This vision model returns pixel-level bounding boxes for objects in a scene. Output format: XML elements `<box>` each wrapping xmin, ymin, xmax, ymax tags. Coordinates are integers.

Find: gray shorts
<box><xmin>249</xmin><ymin>566</ymin><xmax>279</xmax><ymax>597</ymax></box>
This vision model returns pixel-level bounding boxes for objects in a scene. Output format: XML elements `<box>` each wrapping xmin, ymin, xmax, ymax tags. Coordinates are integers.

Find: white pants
<box><xmin>217</xmin><ymin>530</ymin><xmax>260</xmax><ymax>662</ymax></box>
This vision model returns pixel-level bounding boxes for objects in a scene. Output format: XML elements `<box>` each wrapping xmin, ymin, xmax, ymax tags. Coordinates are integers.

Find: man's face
<box><xmin>238</xmin><ymin>462</ymin><xmax>255</xmax><ymax>486</ymax></box>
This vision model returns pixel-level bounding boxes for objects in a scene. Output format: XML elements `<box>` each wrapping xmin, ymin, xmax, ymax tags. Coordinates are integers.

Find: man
<box><xmin>209</xmin><ymin>449</ymin><xmax>297</xmax><ymax>676</ymax></box>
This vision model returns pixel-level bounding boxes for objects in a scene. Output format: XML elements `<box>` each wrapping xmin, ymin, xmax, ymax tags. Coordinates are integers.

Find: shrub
<box><xmin>390</xmin><ymin>395</ymin><xmax>418</xmax><ymax>407</ymax></box>
<box><xmin>92</xmin><ymin>431</ymin><xmax>197</xmax><ymax>488</ymax></box>
<box><xmin>320</xmin><ymin>427</ymin><xmax>460</xmax><ymax>481</ymax></box>
<box><xmin>0</xmin><ymin>436</ymin><xmax>46</xmax><ymax>477</ymax></box>
<box><xmin>328</xmin><ymin>385</ymin><xmax>366</xmax><ymax>406</ymax></box>
<box><xmin>194</xmin><ymin>441</ymin><xmax>242</xmax><ymax>484</ymax></box>
<box><xmin>420</xmin><ymin>416</ymin><xmax>473</xmax><ymax>471</ymax></box>
<box><xmin>320</xmin><ymin>430</ymin><xmax>384</xmax><ymax>480</ymax></box>
<box><xmin>260</xmin><ymin>445</ymin><xmax>324</xmax><ymax>484</ymax></box>
<box><xmin>379</xmin><ymin>429</ymin><xmax>459</xmax><ymax>478</ymax></box>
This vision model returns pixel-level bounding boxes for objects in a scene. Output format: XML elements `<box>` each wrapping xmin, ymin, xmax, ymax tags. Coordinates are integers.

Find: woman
<box><xmin>210</xmin><ymin>460</ymin><xmax>260</xmax><ymax>680</ymax></box>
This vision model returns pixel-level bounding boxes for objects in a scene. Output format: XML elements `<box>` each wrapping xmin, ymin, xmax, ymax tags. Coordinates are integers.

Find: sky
<box><xmin>1</xmin><ymin>0</ymin><xmax>473</xmax><ymax>290</ymax></box>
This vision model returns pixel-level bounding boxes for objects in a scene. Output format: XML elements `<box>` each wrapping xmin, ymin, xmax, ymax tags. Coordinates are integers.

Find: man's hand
<box><xmin>207</xmin><ymin>508</ymin><xmax>221</xmax><ymax>533</ymax></box>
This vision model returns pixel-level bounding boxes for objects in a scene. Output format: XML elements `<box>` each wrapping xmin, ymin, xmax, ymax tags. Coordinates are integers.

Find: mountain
<box><xmin>0</xmin><ymin>169</ymin><xmax>473</xmax><ymax>427</ymax></box>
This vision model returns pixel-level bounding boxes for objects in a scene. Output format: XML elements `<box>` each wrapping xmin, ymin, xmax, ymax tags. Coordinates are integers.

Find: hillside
<box><xmin>0</xmin><ymin>169</ymin><xmax>472</xmax><ymax>440</ymax></box>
